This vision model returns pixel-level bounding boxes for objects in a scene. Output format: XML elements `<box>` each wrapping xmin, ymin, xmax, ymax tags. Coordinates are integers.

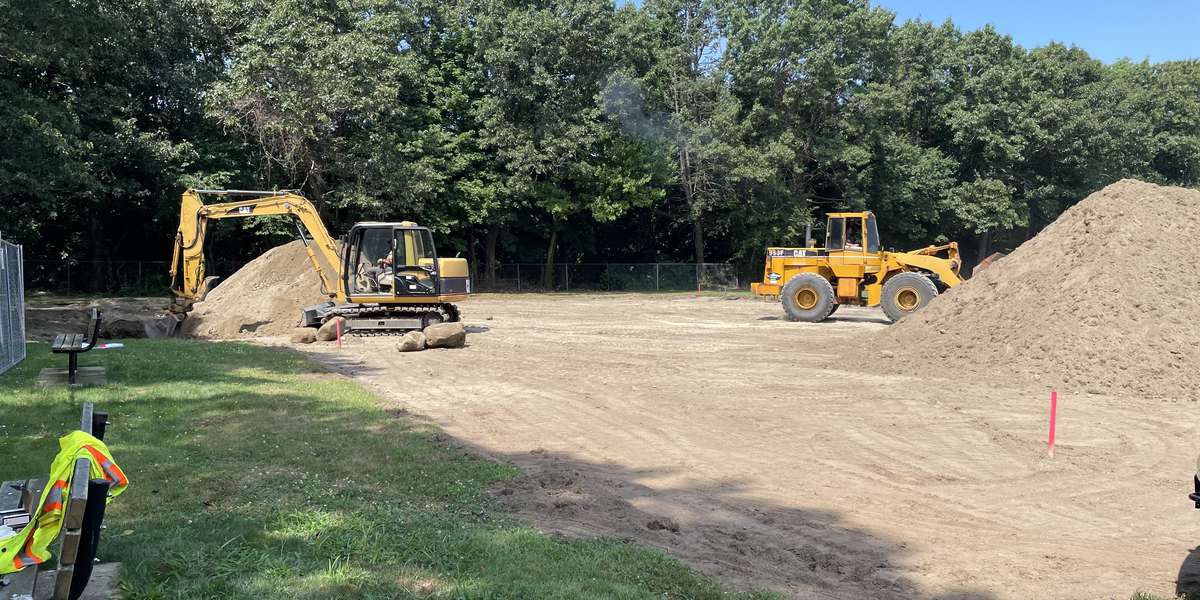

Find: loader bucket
<box><xmin>973</xmin><ymin>252</ymin><xmax>1007</xmax><ymax>275</ymax></box>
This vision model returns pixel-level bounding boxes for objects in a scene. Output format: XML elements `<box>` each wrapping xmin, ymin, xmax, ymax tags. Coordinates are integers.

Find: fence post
<box><xmin>563</xmin><ymin>264</ymin><xmax>569</xmax><ymax>292</ymax></box>
<box><xmin>655</xmin><ymin>263</ymin><xmax>660</xmax><ymax>292</ymax></box>
<box><xmin>696</xmin><ymin>263</ymin><xmax>701</xmax><ymax>296</ymax></box>
<box><xmin>516</xmin><ymin>264</ymin><xmax>521</xmax><ymax>292</ymax></box>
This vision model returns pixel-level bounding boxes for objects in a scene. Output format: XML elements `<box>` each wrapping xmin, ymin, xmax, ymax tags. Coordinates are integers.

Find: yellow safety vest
<box><xmin>0</xmin><ymin>431</ymin><xmax>128</xmax><ymax>574</ymax></box>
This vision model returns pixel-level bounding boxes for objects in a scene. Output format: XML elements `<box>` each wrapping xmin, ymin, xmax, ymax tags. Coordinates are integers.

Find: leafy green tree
<box><xmin>474</xmin><ymin>0</ymin><xmax>647</xmax><ymax>286</ymax></box>
<box><xmin>610</xmin><ymin>0</ymin><xmax>747</xmax><ymax>263</ymax></box>
<box><xmin>0</xmin><ymin>0</ymin><xmax>234</xmax><ymax>283</ymax></box>
<box><xmin>718</xmin><ymin>0</ymin><xmax>893</xmax><ymax>263</ymax></box>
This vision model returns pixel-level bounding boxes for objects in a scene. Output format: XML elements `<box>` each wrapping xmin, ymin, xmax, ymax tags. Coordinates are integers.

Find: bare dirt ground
<box><xmin>292</xmin><ymin>293</ymin><xmax>1197</xmax><ymax>599</ymax></box>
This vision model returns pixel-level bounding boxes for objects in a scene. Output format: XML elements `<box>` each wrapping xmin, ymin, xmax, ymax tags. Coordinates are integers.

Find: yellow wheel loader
<box><xmin>165</xmin><ymin>189</ymin><xmax>470</xmax><ymax>334</ymax></box>
<box><xmin>752</xmin><ymin>211</ymin><xmax>963</xmax><ymax>322</ymax></box>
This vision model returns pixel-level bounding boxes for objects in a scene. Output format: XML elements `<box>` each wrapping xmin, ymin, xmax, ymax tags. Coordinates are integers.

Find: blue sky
<box><xmin>876</xmin><ymin>0</ymin><xmax>1199</xmax><ymax>63</ymax></box>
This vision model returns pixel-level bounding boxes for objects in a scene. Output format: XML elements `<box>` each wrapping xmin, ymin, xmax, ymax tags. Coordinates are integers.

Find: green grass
<box><xmin>1</xmin><ymin>340</ymin><xmax>775</xmax><ymax>599</ymax></box>
<box><xmin>1133</xmin><ymin>593</ymin><xmax>1200</xmax><ymax>600</ymax></box>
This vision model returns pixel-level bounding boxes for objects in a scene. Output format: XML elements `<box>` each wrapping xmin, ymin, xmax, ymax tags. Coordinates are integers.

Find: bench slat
<box><xmin>51</xmin><ymin>334</ymin><xmax>84</xmax><ymax>353</ymax></box>
<box><xmin>80</xmin><ymin>403</ymin><xmax>94</xmax><ymax>436</ymax></box>
<box><xmin>2</xmin><ymin>564</ymin><xmax>37</xmax><ymax>599</ymax></box>
<box><xmin>64</xmin><ymin>460</ymin><xmax>90</xmax><ymax>529</ymax></box>
<box><xmin>0</xmin><ymin>480</ymin><xmax>23</xmax><ymax>512</ymax></box>
<box><xmin>59</xmin><ymin>528</ymin><xmax>82</xmax><ymax>565</ymax></box>
<box><xmin>21</xmin><ymin>478</ymin><xmax>46</xmax><ymax>519</ymax></box>
<box><xmin>51</xmin><ymin>563</ymin><xmax>75</xmax><ymax>600</ymax></box>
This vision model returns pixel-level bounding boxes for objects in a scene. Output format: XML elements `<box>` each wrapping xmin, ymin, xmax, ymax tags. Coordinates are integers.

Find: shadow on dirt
<box><xmin>1177</xmin><ymin>546</ymin><xmax>1200</xmax><ymax>598</ymax></box>
<box><xmin>459</xmin><ymin>444</ymin><xmax>993</xmax><ymax>599</ymax></box>
<box><xmin>301</xmin><ymin>347</ymin><xmax>991</xmax><ymax>598</ymax></box>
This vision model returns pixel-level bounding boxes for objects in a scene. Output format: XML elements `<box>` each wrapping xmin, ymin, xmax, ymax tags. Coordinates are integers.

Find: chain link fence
<box><xmin>1</xmin><ymin>234</ymin><xmax>26</xmax><ymax>375</ymax></box>
<box><xmin>472</xmin><ymin>263</ymin><xmax>740</xmax><ymax>293</ymax></box>
<box><xmin>24</xmin><ymin>259</ymin><xmax>242</xmax><ymax>296</ymax></box>
<box><xmin>21</xmin><ymin>258</ymin><xmax>741</xmax><ymax>295</ymax></box>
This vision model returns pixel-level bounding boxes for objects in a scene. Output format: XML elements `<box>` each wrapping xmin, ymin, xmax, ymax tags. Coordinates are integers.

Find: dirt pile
<box><xmin>867</xmin><ymin>179</ymin><xmax>1200</xmax><ymax>397</ymax></box>
<box><xmin>181</xmin><ymin>240</ymin><xmax>328</xmax><ymax>339</ymax></box>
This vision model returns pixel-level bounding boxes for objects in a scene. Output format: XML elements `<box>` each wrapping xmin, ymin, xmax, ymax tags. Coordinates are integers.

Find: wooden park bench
<box><xmin>46</xmin><ymin>310</ymin><xmax>102</xmax><ymax>387</ymax></box>
<box><xmin>0</xmin><ymin>403</ymin><xmax>118</xmax><ymax>600</ymax></box>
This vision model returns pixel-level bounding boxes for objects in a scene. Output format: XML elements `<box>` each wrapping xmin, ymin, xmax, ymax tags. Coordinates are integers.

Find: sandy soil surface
<box><xmin>290</xmin><ymin>293</ymin><xmax>1198</xmax><ymax>599</ymax></box>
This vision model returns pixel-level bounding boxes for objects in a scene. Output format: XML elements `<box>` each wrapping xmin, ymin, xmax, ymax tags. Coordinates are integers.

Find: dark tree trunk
<box><xmin>976</xmin><ymin>230</ymin><xmax>991</xmax><ymax>268</ymax></box>
<box><xmin>692</xmin><ymin>212</ymin><xmax>705</xmax><ymax>264</ymax></box>
<box><xmin>89</xmin><ymin>216</ymin><xmax>103</xmax><ymax>292</ymax></box>
<box><xmin>485</xmin><ymin>226</ymin><xmax>499</xmax><ymax>287</ymax></box>
<box><xmin>467</xmin><ymin>229</ymin><xmax>477</xmax><ymax>282</ymax></box>
<box><xmin>542</xmin><ymin>218</ymin><xmax>559</xmax><ymax>289</ymax></box>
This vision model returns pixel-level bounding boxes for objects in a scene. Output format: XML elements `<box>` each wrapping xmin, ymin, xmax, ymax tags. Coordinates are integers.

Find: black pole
<box><xmin>68</xmin><ymin>479</ymin><xmax>110</xmax><ymax>600</ymax></box>
<box><xmin>91</xmin><ymin>412</ymin><xmax>108</xmax><ymax>441</ymax></box>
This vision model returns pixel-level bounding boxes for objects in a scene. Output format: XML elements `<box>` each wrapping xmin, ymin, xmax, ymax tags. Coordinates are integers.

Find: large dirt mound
<box><xmin>867</xmin><ymin>179</ymin><xmax>1200</xmax><ymax>398</ymax></box>
<box><xmin>181</xmin><ymin>240</ymin><xmax>328</xmax><ymax>338</ymax></box>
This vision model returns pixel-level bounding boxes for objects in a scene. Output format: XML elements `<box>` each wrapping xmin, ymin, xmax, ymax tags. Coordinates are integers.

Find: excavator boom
<box><xmin>169</xmin><ymin>189</ymin><xmax>342</xmax><ymax>316</ymax></box>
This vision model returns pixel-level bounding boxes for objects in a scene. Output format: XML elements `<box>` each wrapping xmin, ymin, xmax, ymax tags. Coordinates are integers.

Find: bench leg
<box><xmin>68</xmin><ymin>352</ymin><xmax>78</xmax><ymax>385</ymax></box>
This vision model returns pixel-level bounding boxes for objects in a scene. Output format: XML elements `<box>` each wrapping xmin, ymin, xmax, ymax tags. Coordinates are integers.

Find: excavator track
<box><xmin>330</xmin><ymin>303</ymin><xmax>461</xmax><ymax>336</ymax></box>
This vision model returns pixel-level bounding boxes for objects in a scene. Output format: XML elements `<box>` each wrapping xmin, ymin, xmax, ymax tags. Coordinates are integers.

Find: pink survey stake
<box><xmin>1048</xmin><ymin>389</ymin><xmax>1057</xmax><ymax>457</ymax></box>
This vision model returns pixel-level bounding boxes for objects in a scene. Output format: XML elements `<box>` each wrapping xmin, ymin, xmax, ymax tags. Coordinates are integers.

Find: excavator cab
<box><xmin>343</xmin><ymin>222</ymin><xmax>468</xmax><ymax>300</ymax></box>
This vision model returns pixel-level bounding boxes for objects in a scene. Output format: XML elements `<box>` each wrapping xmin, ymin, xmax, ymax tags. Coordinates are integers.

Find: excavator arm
<box><xmin>168</xmin><ymin>189</ymin><xmax>343</xmax><ymax>316</ymax></box>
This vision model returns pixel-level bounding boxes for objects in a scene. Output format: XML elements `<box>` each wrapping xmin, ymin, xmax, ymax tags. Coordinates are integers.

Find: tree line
<box><xmin>3</xmin><ymin>0</ymin><xmax>1198</xmax><ymax>289</ymax></box>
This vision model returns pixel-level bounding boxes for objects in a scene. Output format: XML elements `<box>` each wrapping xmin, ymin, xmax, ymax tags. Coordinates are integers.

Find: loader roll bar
<box><xmin>191</xmin><ymin>189</ymin><xmax>301</xmax><ymax>196</ymax></box>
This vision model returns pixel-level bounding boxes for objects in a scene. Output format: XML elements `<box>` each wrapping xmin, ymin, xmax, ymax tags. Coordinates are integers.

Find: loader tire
<box><xmin>881</xmin><ymin>272</ymin><xmax>938</xmax><ymax>322</ymax></box>
<box><xmin>781</xmin><ymin>273</ymin><xmax>836</xmax><ymax>322</ymax></box>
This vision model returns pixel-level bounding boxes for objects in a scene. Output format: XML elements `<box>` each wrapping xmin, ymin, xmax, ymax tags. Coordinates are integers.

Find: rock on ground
<box><xmin>424</xmin><ymin>321</ymin><xmax>466</xmax><ymax>348</ymax></box>
<box><xmin>100</xmin><ymin>318</ymin><xmax>149</xmax><ymax>339</ymax></box>
<box><xmin>290</xmin><ymin>328</ymin><xmax>317</xmax><ymax>344</ymax></box>
<box><xmin>397</xmin><ymin>330</ymin><xmax>426</xmax><ymax>352</ymax></box>
<box><xmin>316</xmin><ymin>316</ymin><xmax>348</xmax><ymax>342</ymax></box>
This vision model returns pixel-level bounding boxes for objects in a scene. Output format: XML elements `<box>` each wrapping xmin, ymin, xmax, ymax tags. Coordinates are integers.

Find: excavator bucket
<box><xmin>144</xmin><ymin>314</ymin><xmax>184</xmax><ymax>338</ymax></box>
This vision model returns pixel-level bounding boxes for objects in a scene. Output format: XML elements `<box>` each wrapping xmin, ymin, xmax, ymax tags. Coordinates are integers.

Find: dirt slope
<box><xmin>181</xmin><ymin>240</ymin><xmax>328</xmax><ymax>338</ymax></box>
<box><xmin>868</xmin><ymin>179</ymin><xmax>1200</xmax><ymax>397</ymax></box>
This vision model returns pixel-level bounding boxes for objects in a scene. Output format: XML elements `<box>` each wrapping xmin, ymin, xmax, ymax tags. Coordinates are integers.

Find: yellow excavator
<box><xmin>752</xmin><ymin>211</ymin><xmax>963</xmax><ymax>322</ymax></box>
<box><xmin>166</xmin><ymin>189</ymin><xmax>470</xmax><ymax>334</ymax></box>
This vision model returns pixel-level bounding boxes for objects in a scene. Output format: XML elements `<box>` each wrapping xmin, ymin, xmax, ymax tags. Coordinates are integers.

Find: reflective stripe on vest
<box><xmin>84</xmin><ymin>444</ymin><xmax>128</xmax><ymax>488</ymax></box>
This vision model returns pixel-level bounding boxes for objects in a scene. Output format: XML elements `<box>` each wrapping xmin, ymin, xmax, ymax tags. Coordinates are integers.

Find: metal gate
<box><xmin>0</xmin><ymin>233</ymin><xmax>26</xmax><ymax>375</ymax></box>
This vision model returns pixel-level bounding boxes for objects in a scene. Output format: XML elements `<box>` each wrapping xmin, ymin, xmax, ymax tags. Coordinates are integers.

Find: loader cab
<box><xmin>344</xmin><ymin>222</ymin><xmax>443</xmax><ymax>299</ymax></box>
<box><xmin>825</xmin><ymin>212</ymin><xmax>880</xmax><ymax>254</ymax></box>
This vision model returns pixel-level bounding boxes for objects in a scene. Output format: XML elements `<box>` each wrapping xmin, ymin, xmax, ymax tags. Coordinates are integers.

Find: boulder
<box><xmin>397</xmin><ymin>330</ymin><xmax>426</xmax><ymax>352</ymax></box>
<box><xmin>290</xmin><ymin>328</ymin><xmax>317</xmax><ymax>344</ymax></box>
<box><xmin>424</xmin><ymin>321</ymin><xmax>466</xmax><ymax>348</ymax></box>
<box><xmin>316</xmin><ymin>316</ymin><xmax>348</xmax><ymax>341</ymax></box>
<box><xmin>101</xmin><ymin>319</ymin><xmax>148</xmax><ymax>339</ymax></box>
